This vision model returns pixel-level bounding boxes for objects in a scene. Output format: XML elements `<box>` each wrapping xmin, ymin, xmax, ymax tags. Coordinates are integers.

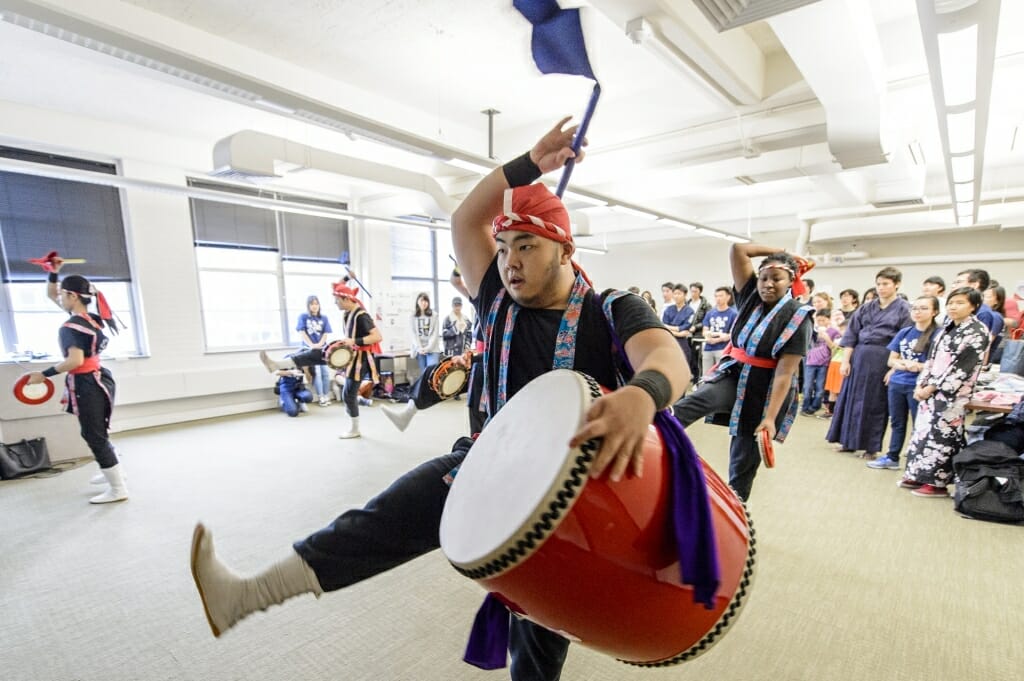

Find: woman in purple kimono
<box><xmin>899</xmin><ymin>288</ymin><xmax>990</xmax><ymax>497</ymax></box>
<box><xmin>827</xmin><ymin>267</ymin><xmax>912</xmax><ymax>456</ymax></box>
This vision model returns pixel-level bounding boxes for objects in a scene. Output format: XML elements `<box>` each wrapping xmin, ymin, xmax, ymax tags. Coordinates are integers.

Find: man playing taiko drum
<box><xmin>189</xmin><ymin>118</ymin><xmax>689</xmax><ymax>680</ymax></box>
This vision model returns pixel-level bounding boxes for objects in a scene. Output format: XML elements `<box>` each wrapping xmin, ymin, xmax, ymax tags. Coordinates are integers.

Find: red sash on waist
<box><xmin>69</xmin><ymin>354</ymin><xmax>101</xmax><ymax>375</ymax></box>
<box><xmin>722</xmin><ymin>343</ymin><xmax>778</xmax><ymax>369</ymax></box>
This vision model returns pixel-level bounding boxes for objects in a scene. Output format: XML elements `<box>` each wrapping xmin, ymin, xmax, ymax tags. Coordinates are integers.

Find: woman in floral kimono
<box><xmin>899</xmin><ymin>287</ymin><xmax>990</xmax><ymax>497</ymax></box>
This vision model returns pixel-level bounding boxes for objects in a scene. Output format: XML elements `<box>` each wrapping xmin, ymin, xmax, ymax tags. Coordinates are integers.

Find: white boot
<box><xmin>259</xmin><ymin>350</ymin><xmax>295</xmax><ymax>374</ymax></box>
<box><xmin>89</xmin><ymin>464</ymin><xmax>129</xmax><ymax>504</ymax></box>
<box><xmin>338</xmin><ymin>416</ymin><xmax>361</xmax><ymax>439</ymax></box>
<box><xmin>90</xmin><ymin>462</ymin><xmax>128</xmax><ymax>485</ymax></box>
<box><xmin>383</xmin><ymin>401</ymin><xmax>417</xmax><ymax>432</ymax></box>
<box><xmin>190</xmin><ymin>523</ymin><xmax>322</xmax><ymax>637</ymax></box>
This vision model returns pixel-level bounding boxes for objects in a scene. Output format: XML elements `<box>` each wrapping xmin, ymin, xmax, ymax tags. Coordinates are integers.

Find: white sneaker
<box><xmin>89</xmin><ymin>465</ymin><xmax>128</xmax><ymax>504</ymax></box>
<box><xmin>299</xmin><ymin>402</ymin><xmax>309</xmax><ymax>413</ymax></box>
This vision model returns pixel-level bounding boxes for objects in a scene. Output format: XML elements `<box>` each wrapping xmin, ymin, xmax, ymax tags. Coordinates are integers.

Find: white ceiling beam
<box><xmin>769</xmin><ymin>0</ymin><xmax>888</xmax><ymax>169</ymax></box>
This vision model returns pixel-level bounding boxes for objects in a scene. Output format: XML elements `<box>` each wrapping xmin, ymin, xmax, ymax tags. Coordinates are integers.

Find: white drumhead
<box><xmin>326</xmin><ymin>345</ymin><xmax>352</xmax><ymax>369</ymax></box>
<box><xmin>440</xmin><ymin>369</ymin><xmax>598</xmax><ymax>569</ymax></box>
<box><xmin>439</xmin><ymin>367</ymin><xmax>467</xmax><ymax>396</ymax></box>
<box><xmin>19</xmin><ymin>383</ymin><xmax>50</xmax><ymax>400</ymax></box>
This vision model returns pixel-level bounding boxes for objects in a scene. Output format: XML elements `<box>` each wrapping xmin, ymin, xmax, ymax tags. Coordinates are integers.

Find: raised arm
<box><xmin>46</xmin><ymin>256</ymin><xmax>65</xmax><ymax>307</ymax></box>
<box><xmin>451</xmin><ymin>117</ymin><xmax>582</xmax><ymax>297</ymax></box>
<box><xmin>729</xmin><ymin>243</ymin><xmax>785</xmax><ymax>292</ymax></box>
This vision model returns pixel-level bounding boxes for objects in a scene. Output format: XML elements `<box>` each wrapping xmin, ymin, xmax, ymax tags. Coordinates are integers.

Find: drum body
<box><xmin>430</xmin><ymin>358</ymin><xmax>468</xmax><ymax>399</ymax></box>
<box><xmin>440</xmin><ymin>370</ymin><xmax>754</xmax><ymax>666</ymax></box>
<box><xmin>324</xmin><ymin>342</ymin><xmax>354</xmax><ymax>371</ymax></box>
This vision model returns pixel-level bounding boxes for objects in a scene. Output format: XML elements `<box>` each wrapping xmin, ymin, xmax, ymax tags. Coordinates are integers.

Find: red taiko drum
<box><xmin>440</xmin><ymin>369</ymin><xmax>755</xmax><ymax>666</ymax></box>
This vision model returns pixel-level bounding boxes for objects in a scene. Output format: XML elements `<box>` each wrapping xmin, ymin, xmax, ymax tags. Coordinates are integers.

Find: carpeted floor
<box><xmin>1</xmin><ymin>399</ymin><xmax>1021</xmax><ymax>681</ymax></box>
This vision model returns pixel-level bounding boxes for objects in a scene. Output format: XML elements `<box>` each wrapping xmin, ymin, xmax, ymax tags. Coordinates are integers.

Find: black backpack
<box><xmin>952</xmin><ymin>440</ymin><xmax>1024</xmax><ymax>524</ymax></box>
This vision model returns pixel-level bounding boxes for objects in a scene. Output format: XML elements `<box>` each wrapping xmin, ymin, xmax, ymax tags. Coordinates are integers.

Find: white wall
<box><xmin>0</xmin><ymin>101</ymin><xmax>395</xmax><ymax>459</ymax></box>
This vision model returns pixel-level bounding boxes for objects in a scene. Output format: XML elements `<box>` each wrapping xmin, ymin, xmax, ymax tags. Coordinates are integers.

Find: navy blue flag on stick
<box><xmin>513</xmin><ymin>0</ymin><xmax>600</xmax><ymax>197</ymax></box>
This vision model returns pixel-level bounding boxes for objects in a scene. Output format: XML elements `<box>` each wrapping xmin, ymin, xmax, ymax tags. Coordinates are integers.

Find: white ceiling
<box><xmin>1</xmin><ymin>0</ymin><xmax>1024</xmax><ymax>252</ymax></box>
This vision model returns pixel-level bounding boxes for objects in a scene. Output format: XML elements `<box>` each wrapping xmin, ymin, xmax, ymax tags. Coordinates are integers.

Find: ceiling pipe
<box><xmin>798</xmin><ymin>188</ymin><xmax>1024</xmax><ymax>226</ymax></box>
<box><xmin>813</xmin><ymin>251</ymin><xmax>1024</xmax><ymax>269</ymax></box>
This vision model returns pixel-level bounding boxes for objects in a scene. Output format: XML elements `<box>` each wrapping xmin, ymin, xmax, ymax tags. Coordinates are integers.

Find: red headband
<box><xmin>333</xmin><ymin>282</ymin><xmax>360</xmax><ymax>301</ymax></box>
<box><xmin>760</xmin><ymin>256</ymin><xmax>815</xmax><ymax>298</ymax></box>
<box><xmin>492</xmin><ymin>184</ymin><xmax>572</xmax><ymax>244</ymax></box>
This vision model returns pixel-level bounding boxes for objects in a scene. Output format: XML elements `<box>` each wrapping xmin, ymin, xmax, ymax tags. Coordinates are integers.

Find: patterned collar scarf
<box><xmin>480</xmin><ymin>272</ymin><xmax>590</xmax><ymax>417</ymax></box>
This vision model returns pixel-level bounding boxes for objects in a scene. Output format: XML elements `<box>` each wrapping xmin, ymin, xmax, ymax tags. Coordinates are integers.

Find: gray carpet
<box><xmin>1</xmin><ymin>400</ymin><xmax>1021</xmax><ymax>681</ymax></box>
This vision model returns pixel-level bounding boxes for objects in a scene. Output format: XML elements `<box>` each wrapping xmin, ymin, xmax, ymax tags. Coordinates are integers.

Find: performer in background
<box><xmin>21</xmin><ymin>258</ymin><xmax>126</xmax><ymax>504</ymax></box>
<box><xmin>261</xmin><ymin>282</ymin><xmax>381</xmax><ymax>439</ymax></box>
<box><xmin>191</xmin><ymin>118</ymin><xmax>689</xmax><ymax>680</ymax></box>
<box><xmin>673</xmin><ymin>244</ymin><xmax>813</xmax><ymax>501</ymax></box>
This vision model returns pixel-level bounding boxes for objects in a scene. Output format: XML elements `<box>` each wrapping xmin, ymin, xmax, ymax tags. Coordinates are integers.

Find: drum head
<box><xmin>13</xmin><ymin>375</ymin><xmax>55</xmax><ymax>405</ymax></box>
<box><xmin>438</xmin><ymin>366</ymin><xmax>467</xmax><ymax>396</ymax></box>
<box><xmin>326</xmin><ymin>344</ymin><xmax>353</xmax><ymax>370</ymax></box>
<box><xmin>441</xmin><ymin>370</ymin><xmax>600</xmax><ymax>570</ymax></box>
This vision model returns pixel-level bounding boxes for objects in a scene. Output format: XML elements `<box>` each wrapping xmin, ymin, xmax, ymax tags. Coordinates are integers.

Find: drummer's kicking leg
<box><xmin>509</xmin><ymin>619</ymin><xmax>570</xmax><ymax>681</ymax></box>
<box><xmin>672</xmin><ymin>373</ymin><xmax>738</xmax><ymax>427</ymax></box>
<box><xmin>258</xmin><ymin>348</ymin><xmax>324</xmax><ymax>373</ymax></box>
<box><xmin>190</xmin><ymin>446</ymin><xmax>470</xmax><ymax>637</ymax></box>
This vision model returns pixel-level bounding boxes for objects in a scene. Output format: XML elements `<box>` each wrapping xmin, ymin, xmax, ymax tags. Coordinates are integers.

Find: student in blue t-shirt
<box><xmin>699</xmin><ymin>286</ymin><xmax>738</xmax><ymax>378</ymax></box>
<box><xmin>868</xmin><ymin>295</ymin><xmax>941</xmax><ymax>470</ymax></box>
<box><xmin>296</xmin><ymin>295</ymin><xmax>333</xmax><ymax>407</ymax></box>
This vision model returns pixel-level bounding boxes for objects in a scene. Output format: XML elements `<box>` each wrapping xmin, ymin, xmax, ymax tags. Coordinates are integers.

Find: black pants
<box><xmin>67</xmin><ymin>369</ymin><xmax>119</xmax><ymax>469</ymax></box>
<box><xmin>342</xmin><ymin>356</ymin><xmax>374</xmax><ymax>417</ymax></box>
<box><xmin>293</xmin><ymin>441</ymin><xmax>569</xmax><ymax>680</ymax></box>
<box><xmin>672</xmin><ymin>373</ymin><xmax>780</xmax><ymax>501</ymax></box>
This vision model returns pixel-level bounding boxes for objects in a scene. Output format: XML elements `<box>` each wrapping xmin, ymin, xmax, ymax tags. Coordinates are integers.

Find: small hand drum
<box><xmin>13</xmin><ymin>375</ymin><xmax>55</xmax><ymax>405</ymax></box>
<box><xmin>757</xmin><ymin>428</ymin><xmax>775</xmax><ymax>468</ymax></box>
<box><xmin>430</xmin><ymin>358</ymin><xmax>468</xmax><ymax>399</ymax></box>
<box><xmin>324</xmin><ymin>342</ymin><xmax>354</xmax><ymax>370</ymax></box>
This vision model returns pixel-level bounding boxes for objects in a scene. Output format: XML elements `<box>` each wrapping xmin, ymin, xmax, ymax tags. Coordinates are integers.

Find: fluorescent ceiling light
<box><xmin>575</xmin><ymin>245</ymin><xmax>608</xmax><ymax>255</ymax></box>
<box><xmin>611</xmin><ymin>205</ymin><xmax>658</xmax><ymax>220</ymax></box>
<box><xmin>695</xmin><ymin>228</ymin><xmax>722</xmax><ymax>238</ymax></box>
<box><xmin>656</xmin><ymin>217</ymin><xmax>697</xmax><ymax>231</ymax></box>
<box><xmin>723</xmin><ymin>235</ymin><xmax>751</xmax><ymax>243</ymax></box>
<box><xmin>953</xmin><ymin>181</ymin><xmax>974</xmax><ymax>203</ymax></box>
<box><xmin>937</xmin><ymin>25</ymin><xmax>978</xmax><ymax>107</ymax></box>
<box><xmin>447</xmin><ymin>158</ymin><xmax>494</xmax><ymax>175</ymax></box>
<box><xmin>950</xmin><ymin>154</ymin><xmax>974</xmax><ymax>183</ymax></box>
<box><xmin>946</xmin><ymin>109</ymin><xmax>976</xmax><ymax>154</ymax></box>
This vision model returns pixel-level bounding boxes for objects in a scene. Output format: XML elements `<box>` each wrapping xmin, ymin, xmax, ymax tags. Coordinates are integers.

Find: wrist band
<box><xmin>628</xmin><ymin>369</ymin><xmax>674</xmax><ymax>410</ymax></box>
<box><xmin>48</xmin><ymin>272</ymin><xmax>59</xmax><ymax>283</ymax></box>
<box><xmin>42</xmin><ymin>366</ymin><xmax>59</xmax><ymax>377</ymax></box>
<box><xmin>502</xmin><ymin>151</ymin><xmax>542</xmax><ymax>187</ymax></box>
<box><xmin>355</xmin><ymin>336</ymin><xmax>364</xmax><ymax>347</ymax></box>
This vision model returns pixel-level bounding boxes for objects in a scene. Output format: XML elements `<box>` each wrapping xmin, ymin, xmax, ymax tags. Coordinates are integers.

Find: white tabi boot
<box><xmin>90</xmin><ymin>461</ymin><xmax>127</xmax><ymax>485</ymax></box>
<box><xmin>190</xmin><ymin>523</ymin><xmax>322</xmax><ymax>637</ymax></box>
<box><xmin>89</xmin><ymin>464</ymin><xmax>129</xmax><ymax>504</ymax></box>
<box><xmin>382</xmin><ymin>401</ymin><xmax>417</xmax><ymax>432</ymax></box>
<box><xmin>258</xmin><ymin>351</ymin><xmax>296</xmax><ymax>374</ymax></box>
<box><xmin>338</xmin><ymin>416</ymin><xmax>361</xmax><ymax>439</ymax></box>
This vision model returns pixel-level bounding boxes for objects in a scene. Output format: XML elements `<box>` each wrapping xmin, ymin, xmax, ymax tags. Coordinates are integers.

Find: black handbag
<box><xmin>0</xmin><ymin>437</ymin><xmax>52</xmax><ymax>479</ymax></box>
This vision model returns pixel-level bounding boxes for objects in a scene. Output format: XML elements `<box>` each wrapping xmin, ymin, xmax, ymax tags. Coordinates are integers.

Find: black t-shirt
<box><xmin>58</xmin><ymin>313</ymin><xmax>108</xmax><ymax>358</ymax></box>
<box><xmin>733</xmin><ymin>277</ymin><xmax>811</xmax><ymax>358</ymax></box>
<box><xmin>344</xmin><ymin>308</ymin><xmax>375</xmax><ymax>342</ymax></box>
<box><xmin>474</xmin><ymin>258</ymin><xmax>666</xmax><ymax>406</ymax></box>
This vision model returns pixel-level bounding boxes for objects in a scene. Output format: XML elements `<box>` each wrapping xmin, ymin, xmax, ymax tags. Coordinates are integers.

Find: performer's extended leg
<box><xmin>672</xmin><ymin>373</ymin><xmax>738</xmax><ymax>427</ymax></box>
<box><xmin>191</xmin><ymin>448</ymin><xmax>467</xmax><ymax>637</ymax></box>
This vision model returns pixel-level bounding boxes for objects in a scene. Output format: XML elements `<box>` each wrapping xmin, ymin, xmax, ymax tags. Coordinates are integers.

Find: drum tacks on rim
<box><xmin>430</xmin><ymin>357</ymin><xmax>469</xmax><ymax>399</ymax></box>
<box><xmin>439</xmin><ymin>369</ymin><xmax>756</xmax><ymax>666</ymax></box>
<box><xmin>757</xmin><ymin>428</ymin><xmax>775</xmax><ymax>468</ymax></box>
<box><xmin>324</xmin><ymin>341</ymin><xmax>354</xmax><ymax>371</ymax></box>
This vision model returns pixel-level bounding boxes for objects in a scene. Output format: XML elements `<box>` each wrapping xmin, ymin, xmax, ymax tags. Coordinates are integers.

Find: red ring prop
<box><xmin>440</xmin><ymin>370</ymin><xmax>755</xmax><ymax>666</ymax></box>
<box><xmin>13</xmin><ymin>375</ymin><xmax>55</xmax><ymax>405</ymax></box>
<box><xmin>757</xmin><ymin>428</ymin><xmax>775</xmax><ymax>468</ymax></box>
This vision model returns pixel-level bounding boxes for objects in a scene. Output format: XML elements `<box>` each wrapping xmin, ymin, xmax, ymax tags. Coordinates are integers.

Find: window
<box><xmin>189</xmin><ymin>180</ymin><xmax>350</xmax><ymax>350</ymax></box>
<box><xmin>0</xmin><ymin>147</ymin><xmax>141</xmax><ymax>359</ymax></box>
